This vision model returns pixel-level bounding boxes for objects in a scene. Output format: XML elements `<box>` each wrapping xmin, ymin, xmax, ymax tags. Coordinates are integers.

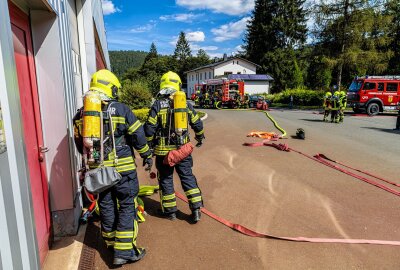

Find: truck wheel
<box><xmin>366</xmin><ymin>103</ymin><xmax>379</xmax><ymax>116</ymax></box>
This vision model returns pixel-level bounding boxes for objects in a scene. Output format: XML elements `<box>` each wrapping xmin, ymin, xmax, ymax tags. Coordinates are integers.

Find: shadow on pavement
<box><xmin>299</xmin><ymin>118</ymin><xmax>325</xmax><ymax>122</ymax></box>
<box><xmin>141</xmin><ymin>196</ymin><xmax>195</xmax><ymax>224</ymax></box>
<box><xmin>361</xmin><ymin>127</ymin><xmax>400</xmax><ymax>134</ymax></box>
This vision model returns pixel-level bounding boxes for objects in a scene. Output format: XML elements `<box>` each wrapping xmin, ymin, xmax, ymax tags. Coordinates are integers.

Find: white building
<box><xmin>0</xmin><ymin>0</ymin><xmax>109</xmax><ymax>268</ymax></box>
<box><xmin>228</xmin><ymin>74</ymin><xmax>274</xmax><ymax>95</ymax></box>
<box><xmin>185</xmin><ymin>57</ymin><xmax>273</xmax><ymax>96</ymax></box>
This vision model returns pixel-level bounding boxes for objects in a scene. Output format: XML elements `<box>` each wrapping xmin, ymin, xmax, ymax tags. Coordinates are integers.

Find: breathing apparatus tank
<box><xmin>82</xmin><ymin>90</ymin><xmax>102</xmax><ymax>163</ymax></box>
<box><xmin>173</xmin><ymin>91</ymin><xmax>188</xmax><ymax>146</ymax></box>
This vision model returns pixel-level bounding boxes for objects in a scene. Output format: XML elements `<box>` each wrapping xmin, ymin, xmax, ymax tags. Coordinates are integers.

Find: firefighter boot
<box><xmin>191</xmin><ymin>209</ymin><xmax>201</xmax><ymax>223</ymax></box>
<box><xmin>157</xmin><ymin>209</ymin><xmax>177</xmax><ymax>220</ymax></box>
<box><xmin>113</xmin><ymin>248</ymin><xmax>146</xmax><ymax>265</ymax></box>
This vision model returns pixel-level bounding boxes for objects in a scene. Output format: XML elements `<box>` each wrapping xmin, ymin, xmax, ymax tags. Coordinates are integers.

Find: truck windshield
<box><xmin>348</xmin><ymin>81</ymin><xmax>362</xmax><ymax>92</ymax></box>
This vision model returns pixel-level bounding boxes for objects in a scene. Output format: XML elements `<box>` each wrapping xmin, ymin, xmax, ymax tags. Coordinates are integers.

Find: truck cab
<box><xmin>347</xmin><ymin>76</ymin><xmax>400</xmax><ymax>115</ymax></box>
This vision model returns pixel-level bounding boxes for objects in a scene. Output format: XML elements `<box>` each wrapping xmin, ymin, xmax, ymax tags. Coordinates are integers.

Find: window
<box><xmin>205</xmin><ymin>72</ymin><xmax>207</xmax><ymax>80</ymax></box>
<box><xmin>363</xmin><ymin>82</ymin><xmax>376</xmax><ymax>90</ymax></box>
<box><xmin>224</xmin><ymin>72</ymin><xmax>232</xmax><ymax>75</ymax></box>
<box><xmin>192</xmin><ymin>75</ymin><xmax>194</xmax><ymax>81</ymax></box>
<box><xmin>237</xmin><ymin>72</ymin><xmax>241</xmax><ymax>74</ymax></box>
<box><xmin>233</xmin><ymin>61</ymin><xmax>235</xmax><ymax>65</ymax></box>
<box><xmin>196</xmin><ymin>74</ymin><xmax>198</xmax><ymax>80</ymax></box>
<box><xmin>200</xmin><ymin>73</ymin><xmax>202</xmax><ymax>80</ymax></box>
<box><xmin>237</xmin><ymin>61</ymin><xmax>239</xmax><ymax>64</ymax></box>
<box><xmin>209</xmin><ymin>71</ymin><xmax>211</xmax><ymax>78</ymax></box>
<box><xmin>378</xmin><ymin>83</ymin><xmax>384</xmax><ymax>91</ymax></box>
<box><xmin>387</xmin><ymin>83</ymin><xmax>398</xmax><ymax>92</ymax></box>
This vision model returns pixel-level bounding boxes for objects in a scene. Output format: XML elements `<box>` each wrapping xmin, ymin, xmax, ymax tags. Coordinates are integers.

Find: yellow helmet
<box><xmin>90</xmin><ymin>69</ymin><xmax>121</xmax><ymax>100</ymax></box>
<box><xmin>160</xmin><ymin>71</ymin><xmax>182</xmax><ymax>92</ymax></box>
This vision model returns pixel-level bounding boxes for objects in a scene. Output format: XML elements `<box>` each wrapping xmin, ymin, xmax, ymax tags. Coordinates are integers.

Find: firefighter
<box><xmin>331</xmin><ymin>91</ymin><xmax>340</xmax><ymax>123</ymax></box>
<box><xmin>395</xmin><ymin>102</ymin><xmax>400</xmax><ymax>130</ymax></box>
<box><xmin>144</xmin><ymin>71</ymin><xmax>205</xmax><ymax>223</ymax></box>
<box><xmin>323</xmin><ymin>91</ymin><xmax>332</xmax><ymax>122</ymax></box>
<box><xmin>73</xmin><ymin>69</ymin><xmax>152</xmax><ymax>266</ymax></box>
<box><xmin>204</xmin><ymin>91</ymin><xmax>210</xmax><ymax>108</ymax></box>
<box><xmin>338</xmin><ymin>90</ymin><xmax>347</xmax><ymax>123</ymax></box>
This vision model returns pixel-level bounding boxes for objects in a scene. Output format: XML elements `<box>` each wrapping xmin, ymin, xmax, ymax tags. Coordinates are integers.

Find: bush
<box><xmin>119</xmin><ymin>79</ymin><xmax>152</xmax><ymax>110</ymax></box>
<box><xmin>133</xmin><ymin>108</ymin><xmax>150</xmax><ymax>122</ymax></box>
<box><xmin>270</xmin><ymin>88</ymin><xmax>325</xmax><ymax>106</ymax></box>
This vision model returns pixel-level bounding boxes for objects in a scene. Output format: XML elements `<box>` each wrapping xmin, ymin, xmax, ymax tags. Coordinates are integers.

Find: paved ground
<box><xmin>92</xmin><ymin>109</ymin><xmax>400</xmax><ymax>270</ymax></box>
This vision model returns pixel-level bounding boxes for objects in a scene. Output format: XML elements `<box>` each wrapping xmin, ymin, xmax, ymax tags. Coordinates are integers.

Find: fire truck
<box><xmin>198</xmin><ymin>78</ymin><xmax>245</xmax><ymax>109</ymax></box>
<box><xmin>347</xmin><ymin>76</ymin><xmax>400</xmax><ymax>115</ymax></box>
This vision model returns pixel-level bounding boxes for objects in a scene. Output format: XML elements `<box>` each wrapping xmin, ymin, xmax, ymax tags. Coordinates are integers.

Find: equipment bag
<box><xmin>84</xmin><ymin>107</ymin><xmax>122</xmax><ymax>194</ymax></box>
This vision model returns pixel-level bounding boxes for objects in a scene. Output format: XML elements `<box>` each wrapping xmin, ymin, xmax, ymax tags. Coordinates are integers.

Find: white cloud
<box><xmin>186</xmin><ymin>31</ymin><xmax>205</xmax><ymax>42</ymax></box>
<box><xmin>159</xmin><ymin>13</ymin><xmax>202</xmax><ymax>23</ymax></box>
<box><xmin>211</xmin><ymin>17</ymin><xmax>250</xmax><ymax>42</ymax></box>
<box><xmin>176</xmin><ymin>0</ymin><xmax>254</xmax><ymax>16</ymax></box>
<box><xmin>208</xmin><ymin>52</ymin><xmax>224</xmax><ymax>58</ymax></box>
<box><xmin>101</xmin><ymin>0</ymin><xmax>120</xmax><ymax>15</ymax></box>
<box><xmin>130</xmin><ymin>21</ymin><xmax>156</xmax><ymax>33</ymax></box>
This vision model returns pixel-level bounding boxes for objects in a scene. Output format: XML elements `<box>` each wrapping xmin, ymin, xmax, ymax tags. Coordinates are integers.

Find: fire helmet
<box><xmin>325</xmin><ymin>92</ymin><xmax>332</xmax><ymax>98</ymax></box>
<box><xmin>296</xmin><ymin>128</ymin><xmax>305</xmax><ymax>139</ymax></box>
<box><xmin>160</xmin><ymin>71</ymin><xmax>182</xmax><ymax>94</ymax></box>
<box><xmin>90</xmin><ymin>69</ymin><xmax>121</xmax><ymax>100</ymax></box>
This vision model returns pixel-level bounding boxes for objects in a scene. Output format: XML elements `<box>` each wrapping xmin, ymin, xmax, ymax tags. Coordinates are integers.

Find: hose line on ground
<box><xmin>265</xmin><ymin>112</ymin><xmax>287</xmax><ymax>137</ymax></box>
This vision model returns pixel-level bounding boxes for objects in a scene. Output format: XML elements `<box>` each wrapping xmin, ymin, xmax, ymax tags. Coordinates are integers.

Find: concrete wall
<box><xmin>244</xmin><ymin>81</ymin><xmax>270</xmax><ymax>95</ymax></box>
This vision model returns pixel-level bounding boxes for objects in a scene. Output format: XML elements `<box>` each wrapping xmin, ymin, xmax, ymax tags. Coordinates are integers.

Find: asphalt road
<box><xmin>94</xmin><ymin>109</ymin><xmax>400</xmax><ymax>270</ymax></box>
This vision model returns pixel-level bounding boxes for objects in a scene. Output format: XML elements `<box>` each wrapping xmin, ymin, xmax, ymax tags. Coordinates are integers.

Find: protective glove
<box><xmin>143</xmin><ymin>157</ymin><xmax>153</xmax><ymax>171</ymax></box>
<box><xmin>195</xmin><ymin>134</ymin><xmax>205</xmax><ymax>148</ymax></box>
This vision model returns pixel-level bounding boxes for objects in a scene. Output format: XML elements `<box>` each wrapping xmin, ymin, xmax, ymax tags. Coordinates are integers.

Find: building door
<box><xmin>9</xmin><ymin>2</ymin><xmax>50</xmax><ymax>265</ymax></box>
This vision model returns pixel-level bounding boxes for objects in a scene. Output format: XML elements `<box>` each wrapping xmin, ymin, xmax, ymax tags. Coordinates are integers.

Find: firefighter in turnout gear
<box><xmin>338</xmin><ymin>91</ymin><xmax>347</xmax><ymax>123</ymax></box>
<box><xmin>323</xmin><ymin>91</ymin><xmax>332</xmax><ymax>122</ymax></box>
<box><xmin>73</xmin><ymin>69</ymin><xmax>152</xmax><ymax>266</ymax></box>
<box><xmin>144</xmin><ymin>71</ymin><xmax>204</xmax><ymax>223</ymax></box>
<box><xmin>331</xmin><ymin>91</ymin><xmax>340</xmax><ymax>123</ymax></box>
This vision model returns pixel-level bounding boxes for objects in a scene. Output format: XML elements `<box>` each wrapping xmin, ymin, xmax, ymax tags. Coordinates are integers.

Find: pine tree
<box><xmin>387</xmin><ymin>0</ymin><xmax>400</xmax><ymax>74</ymax></box>
<box><xmin>173</xmin><ymin>32</ymin><xmax>192</xmax><ymax>61</ymax></box>
<box><xmin>144</xmin><ymin>42</ymin><xmax>158</xmax><ymax>63</ymax></box>
<box><xmin>244</xmin><ymin>0</ymin><xmax>307</xmax><ymax>91</ymax></box>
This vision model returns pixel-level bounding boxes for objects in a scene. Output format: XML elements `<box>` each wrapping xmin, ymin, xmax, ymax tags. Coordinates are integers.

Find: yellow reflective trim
<box><xmin>116</xmin><ymin>231</ymin><xmax>134</xmax><ymax>239</ymax></box>
<box><xmin>185</xmin><ymin>188</ymin><xmax>200</xmax><ymax>196</ymax></box>
<box><xmin>162</xmin><ymin>194</ymin><xmax>176</xmax><ymax>201</ymax></box>
<box><xmin>128</xmin><ymin>120</ymin><xmax>142</xmax><ymax>134</ymax></box>
<box><xmin>191</xmin><ymin>114</ymin><xmax>199</xmax><ymax>123</ymax></box>
<box><xmin>114</xmin><ymin>242</ymin><xmax>133</xmax><ymax>250</ymax></box>
<box><xmin>105</xmin><ymin>240</ymin><xmax>115</xmax><ymax>247</ymax></box>
<box><xmin>146</xmin><ymin>136</ymin><xmax>153</xmax><ymax>142</ymax></box>
<box><xmin>195</xmin><ymin>130</ymin><xmax>204</xmax><ymax>136</ymax></box>
<box><xmin>162</xmin><ymin>201</ymin><xmax>177</xmax><ymax>208</ymax></box>
<box><xmin>137</xmin><ymin>144</ymin><xmax>150</xmax><ymax>154</ymax></box>
<box><xmin>111</xmin><ymin>116</ymin><xmax>125</xmax><ymax>124</ymax></box>
<box><xmin>189</xmin><ymin>196</ymin><xmax>202</xmax><ymax>203</ymax></box>
<box><xmin>148</xmin><ymin>116</ymin><xmax>157</xmax><ymax>125</ymax></box>
<box><xmin>102</xmin><ymin>231</ymin><xmax>116</xmax><ymax>238</ymax></box>
<box><xmin>116</xmin><ymin>164</ymin><xmax>136</xmax><ymax>172</ymax></box>
<box><xmin>133</xmin><ymin>219</ymin><xmax>139</xmax><ymax>246</ymax></box>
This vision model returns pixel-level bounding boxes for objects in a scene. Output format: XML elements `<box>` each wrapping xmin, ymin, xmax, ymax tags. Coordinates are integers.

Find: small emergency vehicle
<box><xmin>200</xmin><ymin>78</ymin><xmax>245</xmax><ymax>109</ymax></box>
<box><xmin>347</xmin><ymin>75</ymin><xmax>400</xmax><ymax>115</ymax></box>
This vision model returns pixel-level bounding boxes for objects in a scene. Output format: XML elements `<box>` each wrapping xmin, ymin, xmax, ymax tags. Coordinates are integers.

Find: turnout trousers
<box><xmin>155</xmin><ymin>154</ymin><xmax>203</xmax><ymax>214</ymax></box>
<box><xmin>98</xmin><ymin>171</ymin><xmax>142</xmax><ymax>257</ymax></box>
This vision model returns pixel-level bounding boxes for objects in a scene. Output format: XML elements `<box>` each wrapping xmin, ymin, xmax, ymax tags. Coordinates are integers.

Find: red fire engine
<box><xmin>347</xmin><ymin>76</ymin><xmax>400</xmax><ymax>115</ymax></box>
<box><xmin>199</xmin><ymin>78</ymin><xmax>245</xmax><ymax>109</ymax></box>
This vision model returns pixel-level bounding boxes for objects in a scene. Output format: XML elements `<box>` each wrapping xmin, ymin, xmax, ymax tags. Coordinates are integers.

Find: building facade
<box><xmin>186</xmin><ymin>57</ymin><xmax>258</xmax><ymax>97</ymax></box>
<box><xmin>228</xmin><ymin>74</ymin><xmax>274</xmax><ymax>95</ymax></box>
<box><xmin>0</xmin><ymin>0</ymin><xmax>109</xmax><ymax>269</ymax></box>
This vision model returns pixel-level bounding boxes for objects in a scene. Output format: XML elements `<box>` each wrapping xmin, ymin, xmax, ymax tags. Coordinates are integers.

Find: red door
<box><xmin>9</xmin><ymin>2</ymin><xmax>50</xmax><ymax>265</ymax></box>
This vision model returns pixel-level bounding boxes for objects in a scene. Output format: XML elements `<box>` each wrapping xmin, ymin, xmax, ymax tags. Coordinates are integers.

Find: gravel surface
<box><xmin>93</xmin><ymin>109</ymin><xmax>400</xmax><ymax>270</ymax></box>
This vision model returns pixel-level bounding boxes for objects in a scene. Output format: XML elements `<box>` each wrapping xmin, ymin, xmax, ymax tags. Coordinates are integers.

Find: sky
<box><xmin>102</xmin><ymin>0</ymin><xmax>256</xmax><ymax>57</ymax></box>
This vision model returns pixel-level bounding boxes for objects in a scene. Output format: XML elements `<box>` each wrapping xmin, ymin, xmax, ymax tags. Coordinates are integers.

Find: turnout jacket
<box><xmin>144</xmin><ymin>99</ymin><xmax>204</xmax><ymax>156</ymax></box>
<box><xmin>73</xmin><ymin>101</ymin><xmax>151</xmax><ymax>175</ymax></box>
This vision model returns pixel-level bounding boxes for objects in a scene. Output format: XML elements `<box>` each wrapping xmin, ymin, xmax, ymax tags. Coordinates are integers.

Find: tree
<box><xmin>313</xmin><ymin>0</ymin><xmax>390</xmax><ymax>88</ymax></box>
<box><xmin>173</xmin><ymin>31</ymin><xmax>192</xmax><ymax>61</ymax></box>
<box><xmin>119</xmin><ymin>79</ymin><xmax>152</xmax><ymax>109</ymax></box>
<box><xmin>143</xmin><ymin>42</ymin><xmax>158</xmax><ymax>64</ymax></box>
<box><xmin>244</xmin><ymin>0</ymin><xmax>307</xmax><ymax>91</ymax></box>
<box><xmin>387</xmin><ymin>0</ymin><xmax>400</xmax><ymax>74</ymax></box>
